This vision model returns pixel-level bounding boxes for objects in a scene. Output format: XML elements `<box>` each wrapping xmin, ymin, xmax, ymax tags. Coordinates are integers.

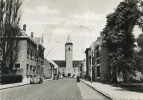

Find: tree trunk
<box><xmin>111</xmin><ymin>67</ymin><xmax>118</xmax><ymax>84</ymax></box>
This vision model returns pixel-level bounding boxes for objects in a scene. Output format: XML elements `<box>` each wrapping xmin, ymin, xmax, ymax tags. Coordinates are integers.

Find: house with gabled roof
<box><xmin>16</xmin><ymin>25</ymin><xmax>45</xmax><ymax>82</ymax></box>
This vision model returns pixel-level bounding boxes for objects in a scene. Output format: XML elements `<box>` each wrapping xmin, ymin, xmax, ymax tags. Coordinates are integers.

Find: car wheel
<box><xmin>41</xmin><ymin>79</ymin><xmax>43</xmax><ymax>84</ymax></box>
<box><xmin>30</xmin><ymin>80</ymin><xmax>33</xmax><ymax>84</ymax></box>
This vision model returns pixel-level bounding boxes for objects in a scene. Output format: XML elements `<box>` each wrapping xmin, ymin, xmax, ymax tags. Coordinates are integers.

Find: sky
<box><xmin>20</xmin><ymin>0</ymin><xmax>142</xmax><ymax>60</ymax></box>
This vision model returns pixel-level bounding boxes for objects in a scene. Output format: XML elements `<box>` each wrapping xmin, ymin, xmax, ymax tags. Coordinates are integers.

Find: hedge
<box><xmin>0</xmin><ymin>74</ymin><xmax>23</xmax><ymax>84</ymax></box>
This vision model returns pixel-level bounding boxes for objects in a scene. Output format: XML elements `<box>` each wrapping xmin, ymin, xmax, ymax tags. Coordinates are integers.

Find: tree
<box><xmin>137</xmin><ymin>33</ymin><xmax>143</xmax><ymax>51</ymax></box>
<box><xmin>102</xmin><ymin>0</ymin><xmax>143</xmax><ymax>83</ymax></box>
<box><xmin>0</xmin><ymin>0</ymin><xmax>22</xmax><ymax>74</ymax></box>
<box><xmin>135</xmin><ymin>33</ymin><xmax>143</xmax><ymax>72</ymax></box>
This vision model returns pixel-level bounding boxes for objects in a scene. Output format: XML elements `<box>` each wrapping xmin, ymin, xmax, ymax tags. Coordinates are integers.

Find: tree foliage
<box><xmin>0</xmin><ymin>0</ymin><xmax>22</xmax><ymax>74</ymax></box>
<box><xmin>135</xmin><ymin>33</ymin><xmax>143</xmax><ymax>72</ymax></box>
<box><xmin>137</xmin><ymin>33</ymin><xmax>143</xmax><ymax>50</ymax></box>
<box><xmin>102</xmin><ymin>0</ymin><xmax>143</xmax><ymax>83</ymax></box>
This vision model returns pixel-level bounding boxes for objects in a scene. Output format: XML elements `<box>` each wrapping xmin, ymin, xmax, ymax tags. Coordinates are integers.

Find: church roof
<box><xmin>54</xmin><ymin>60</ymin><xmax>66</xmax><ymax>67</ymax></box>
<box><xmin>66</xmin><ymin>35</ymin><xmax>73</xmax><ymax>45</ymax></box>
<box><xmin>54</xmin><ymin>60</ymin><xmax>82</xmax><ymax>67</ymax></box>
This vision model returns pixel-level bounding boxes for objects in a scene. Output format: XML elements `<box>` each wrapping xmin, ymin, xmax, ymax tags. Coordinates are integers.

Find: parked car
<box><xmin>73</xmin><ymin>74</ymin><xmax>77</xmax><ymax>79</ymax></box>
<box><xmin>59</xmin><ymin>75</ymin><xmax>63</xmax><ymax>79</ymax></box>
<box><xmin>53</xmin><ymin>73</ymin><xmax>59</xmax><ymax>80</ymax></box>
<box><xmin>30</xmin><ymin>74</ymin><xmax>43</xmax><ymax>84</ymax></box>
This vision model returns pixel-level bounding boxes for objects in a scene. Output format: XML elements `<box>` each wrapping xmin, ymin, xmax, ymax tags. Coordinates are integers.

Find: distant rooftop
<box><xmin>33</xmin><ymin>37</ymin><xmax>41</xmax><ymax>44</ymax></box>
<box><xmin>54</xmin><ymin>60</ymin><xmax>66</xmax><ymax>67</ymax></box>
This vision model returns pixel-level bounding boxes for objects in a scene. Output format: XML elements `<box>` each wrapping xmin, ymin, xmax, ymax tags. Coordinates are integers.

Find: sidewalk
<box><xmin>0</xmin><ymin>81</ymin><xmax>30</xmax><ymax>90</ymax></box>
<box><xmin>0</xmin><ymin>78</ymin><xmax>52</xmax><ymax>90</ymax></box>
<box><xmin>81</xmin><ymin>79</ymin><xmax>143</xmax><ymax>100</ymax></box>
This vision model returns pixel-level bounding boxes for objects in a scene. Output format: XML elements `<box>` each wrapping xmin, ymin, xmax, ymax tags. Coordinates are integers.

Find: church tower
<box><xmin>65</xmin><ymin>36</ymin><xmax>73</xmax><ymax>76</ymax></box>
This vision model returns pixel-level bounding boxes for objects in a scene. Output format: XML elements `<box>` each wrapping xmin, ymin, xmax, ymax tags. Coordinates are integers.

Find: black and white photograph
<box><xmin>0</xmin><ymin>0</ymin><xmax>143</xmax><ymax>99</ymax></box>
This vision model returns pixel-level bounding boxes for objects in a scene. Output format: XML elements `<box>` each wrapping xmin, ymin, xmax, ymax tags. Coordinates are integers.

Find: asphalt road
<box><xmin>1</xmin><ymin>78</ymin><xmax>109</xmax><ymax>100</ymax></box>
<box><xmin>1</xmin><ymin>78</ymin><xmax>82</xmax><ymax>99</ymax></box>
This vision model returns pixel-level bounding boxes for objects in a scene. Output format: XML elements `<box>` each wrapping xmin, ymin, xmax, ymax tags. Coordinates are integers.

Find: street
<box><xmin>1</xmin><ymin>78</ymin><xmax>109</xmax><ymax>99</ymax></box>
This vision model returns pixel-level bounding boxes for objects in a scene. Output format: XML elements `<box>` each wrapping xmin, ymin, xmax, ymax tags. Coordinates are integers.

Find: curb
<box><xmin>0</xmin><ymin>83</ymin><xmax>30</xmax><ymax>90</ymax></box>
<box><xmin>81</xmin><ymin>80</ymin><xmax>116</xmax><ymax>100</ymax></box>
<box><xmin>0</xmin><ymin>79</ymin><xmax>52</xmax><ymax>90</ymax></box>
<box><xmin>43</xmin><ymin>79</ymin><xmax>53</xmax><ymax>82</ymax></box>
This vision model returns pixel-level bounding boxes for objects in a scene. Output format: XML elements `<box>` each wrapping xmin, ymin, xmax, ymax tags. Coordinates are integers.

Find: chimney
<box><xmin>31</xmin><ymin>32</ymin><xmax>34</xmax><ymax>38</ymax></box>
<box><xmin>23</xmin><ymin>24</ymin><xmax>26</xmax><ymax>32</ymax></box>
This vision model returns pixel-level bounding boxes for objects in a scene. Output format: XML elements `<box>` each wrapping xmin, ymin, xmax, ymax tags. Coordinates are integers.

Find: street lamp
<box><xmin>45</xmin><ymin>41</ymin><xmax>60</xmax><ymax>59</ymax></box>
<box><xmin>45</xmin><ymin>47</ymin><xmax>54</xmax><ymax>59</ymax></box>
<box><xmin>79</xmin><ymin>25</ymin><xmax>95</xmax><ymax>83</ymax></box>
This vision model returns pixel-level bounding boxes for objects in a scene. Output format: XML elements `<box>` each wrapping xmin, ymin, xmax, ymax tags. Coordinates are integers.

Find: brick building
<box><xmin>93</xmin><ymin>37</ymin><xmax>110</xmax><ymax>82</ymax></box>
<box><xmin>43</xmin><ymin>58</ymin><xmax>52</xmax><ymax>79</ymax></box>
<box><xmin>16</xmin><ymin>25</ymin><xmax>45</xmax><ymax>82</ymax></box>
<box><xmin>79</xmin><ymin>59</ymin><xmax>86</xmax><ymax>78</ymax></box>
<box><xmin>85</xmin><ymin>36</ymin><xmax>111</xmax><ymax>82</ymax></box>
<box><xmin>85</xmin><ymin>48</ymin><xmax>91</xmax><ymax>78</ymax></box>
<box><xmin>50</xmin><ymin>59</ymin><xmax>59</xmax><ymax>78</ymax></box>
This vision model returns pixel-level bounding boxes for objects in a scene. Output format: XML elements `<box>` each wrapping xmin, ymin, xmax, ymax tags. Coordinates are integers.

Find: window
<box><xmin>74</xmin><ymin>69</ymin><xmax>75</xmax><ymax>72</ymax></box>
<box><xmin>35</xmin><ymin>53</ymin><xmax>37</xmax><ymax>60</ymax></box>
<box><xmin>26</xmin><ymin>64</ymin><xmax>29</xmax><ymax>75</ymax></box>
<box><xmin>96</xmin><ymin>50</ymin><xmax>99</xmax><ymax>58</ymax></box>
<box><xmin>97</xmin><ymin>59</ymin><xmax>100</xmax><ymax>65</ymax></box>
<box><xmin>41</xmin><ymin>53</ymin><xmax>44</xmax><ymax>60</ymax></box>
<box><xmin>36</xmin><ymin>66</ymin><xmax>38</xmax><ymax>74</ymax></box>
<box><xmin>68</xmin><ymin>47</ymin><xmax>70</xmax><ymax>51</ymax></box>
<box><xmin>27</xmin><ymin>48</ymin><xmax>29</xmax><ymax>58</ymax></box>
<box><xmin>33</xmin><ymin>66</ymin><xmax>36</xmax><ymax>75</ymax></box>
<box><xmin>30</xmin><ymin>50</ymin><xmax>32</xmax><ymax>58</ymax></box>
<box><xmin>0</xmin><ymin>50</ymin><xmax>2</xmax><ymax>55</ymax></box>
<box><xmin>30</xmin><ymin>65</ymin><xmax>32</xmax><ymax>75</ymax></box>
<box><xmin>97</xmin><ymin>65</ymin><xmax>100</xmax><ymax>77</ymax></box>
<box><xmin>96</xmin><ymin>46</ymin><xmax>99</xmax><ymax>50</ymax></box>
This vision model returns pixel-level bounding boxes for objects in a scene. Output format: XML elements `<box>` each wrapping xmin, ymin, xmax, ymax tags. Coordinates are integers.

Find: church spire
<box><xmin>66</xmin><ymin>35</ymin><xmax>73</xmax><ymax>45</ymax></box>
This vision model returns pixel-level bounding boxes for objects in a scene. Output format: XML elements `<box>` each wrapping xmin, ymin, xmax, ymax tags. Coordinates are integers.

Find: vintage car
<box><xmin>72</xmin><ymin>74</ymin><xmax>77</xmax><ymax>79</ymax></box>
<box><xmin>59</xmin><ymin>75</ymin><xmax>63</xmax><ymax>79</ymax></box>
<box><xmin>30</xmin><ymin>74</ymin><xmax>43</xmax><ymax>84</ymax></box>
<box><xmin>53</xmin><ymin>73</ymin><xmax>59</xmax><ymax>80</ymax></box>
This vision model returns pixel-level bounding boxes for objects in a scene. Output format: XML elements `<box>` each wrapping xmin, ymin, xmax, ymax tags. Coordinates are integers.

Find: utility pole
<box><xmin>90</xmin><ymin>43</ymin><xmax>94</xmax><ymax>83</ymax></box>
<box><xmin>79</xmin><ymin>25</ymin><xmax>95</xmax><ymax>83</ymax></box>
<box><xmin>91</xmin><ymin>53</ymin><xmax>92</xmax><ymax>83</ymax></box>
<box><xmin>45</xmin><ymin>47</ymin><xmax>54</xmax><ymax>59</ymax></box>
